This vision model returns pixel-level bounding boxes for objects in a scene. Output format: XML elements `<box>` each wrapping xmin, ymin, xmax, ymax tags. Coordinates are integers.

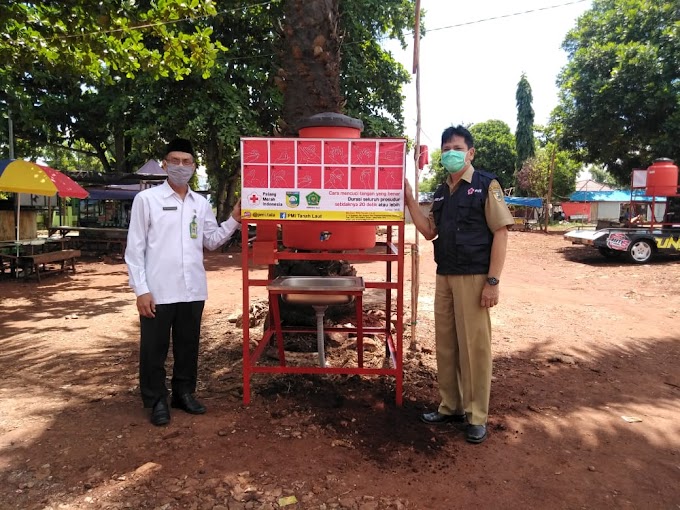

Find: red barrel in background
<box><xmin>646</xmin><ymin>158</ymin><xmax>679</xmax><ymax>196</ymax></box>
<box><xmin>297</xmin><ymin>111</ymin><xmax>363</xmax><ymax>139</ymax></box>
<box><xmin>418</xmin><ymin>145</ymin><xmax>429</xmax><ymax>170</ymax></box>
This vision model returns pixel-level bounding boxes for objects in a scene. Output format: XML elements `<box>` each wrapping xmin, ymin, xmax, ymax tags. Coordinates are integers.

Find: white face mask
<box><xmin>166</xmin><ymin>163</ymin><xmax>194</xmax><ymax>186</ymax></box>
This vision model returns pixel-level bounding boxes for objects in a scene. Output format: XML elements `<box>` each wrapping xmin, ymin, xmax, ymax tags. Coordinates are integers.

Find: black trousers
<box><xmin>139</xmin><ymin>301</ymin><xmax>205</xmax><ymax>408</ymax></box>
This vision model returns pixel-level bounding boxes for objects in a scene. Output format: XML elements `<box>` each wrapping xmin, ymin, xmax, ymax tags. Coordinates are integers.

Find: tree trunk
<box><xmin>224</xmin><ymin>177</ymin><xmax>238</xmax><ymax>221</ymax></box>
<box><xmin>206</xmin><ymin>132</ymin><xmax>227</xmax><ymax>222</ymax></box>
<box><xmin>113</xmin><ymin>123</ymin><xmax>126</xmax><ymax>173</ymax></box>
<box><xmin>274</xmin><ymin>0</ymin><xmax>354</xmax><ymax>340</ymax></box>
<box><xmin>280</xmin><ymin>0</ymin><xmax>343</xmax><ymax>135</ymax></box>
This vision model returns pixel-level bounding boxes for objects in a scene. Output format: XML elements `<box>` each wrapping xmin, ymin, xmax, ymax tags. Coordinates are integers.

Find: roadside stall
<box><xmin>505</xmin><ymin>196</ymin><xmax>543</xmax><ymax>231</ymax></box>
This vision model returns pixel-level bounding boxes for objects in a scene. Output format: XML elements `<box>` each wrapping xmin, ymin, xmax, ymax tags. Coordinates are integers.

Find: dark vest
<box><xmin>431</xmin><ymin>170</ymin><xmax>497</xmax><ymax>275</ymax></box>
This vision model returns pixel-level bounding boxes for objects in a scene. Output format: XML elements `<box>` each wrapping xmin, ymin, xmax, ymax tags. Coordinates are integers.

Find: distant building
<box><xmin>564</xmin><ymin>189</ymin><xmax>666</xmax><ymax>223</ymax></box>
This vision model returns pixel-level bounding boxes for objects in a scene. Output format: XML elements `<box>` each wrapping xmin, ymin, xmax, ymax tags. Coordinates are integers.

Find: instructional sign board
<box><xmin>240</xmin><ymin>137</ymin><xmax>406</xmax><ymax>221</ymax></box>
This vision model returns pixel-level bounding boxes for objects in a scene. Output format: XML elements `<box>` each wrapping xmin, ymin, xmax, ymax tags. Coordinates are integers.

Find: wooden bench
<box><xmin>0</xmin><ymin>253</ymin><xmax>20</xmax><ymax>277</ymax></box>
<box><xmin>20</xmin><ymin>249</ymin><xmax>81</xmax><ymax>282</ymax></box>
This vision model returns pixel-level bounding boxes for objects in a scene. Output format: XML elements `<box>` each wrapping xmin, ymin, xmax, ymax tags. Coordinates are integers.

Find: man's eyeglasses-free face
<box><xmin>165</xmin><ymin>157</ymin><xmax>194</xmax><ymax>166</ymax></box>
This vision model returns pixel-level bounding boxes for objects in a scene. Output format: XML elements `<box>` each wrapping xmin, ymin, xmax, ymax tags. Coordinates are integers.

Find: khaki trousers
<box><xmin>434</xmin><ymin>274</ymin><xmax>492</xmax><ymax>425</ymax></box>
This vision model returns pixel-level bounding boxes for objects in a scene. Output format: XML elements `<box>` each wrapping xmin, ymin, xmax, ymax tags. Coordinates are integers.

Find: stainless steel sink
<box><xmin>267</xmin><ymin>276</ymin><xmax>364</xmax><ymax>305</ymax></box>
<box><xmin>268</xmin><ymin>276</ymin><xmax>365</xmax><ymax>366</ymax></box>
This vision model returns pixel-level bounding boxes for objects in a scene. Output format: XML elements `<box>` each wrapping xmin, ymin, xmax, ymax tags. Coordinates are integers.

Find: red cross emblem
<box><xmin>249</xmin><ymin>193</ymin><xmax>260</xmax><ymax>204</ymax></box>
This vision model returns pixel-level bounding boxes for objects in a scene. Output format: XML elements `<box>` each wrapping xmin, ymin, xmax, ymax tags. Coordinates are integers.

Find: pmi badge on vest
<box><xmin>285</xmin><ymin>191</ymin><xmax>300</xmax><ymax>208</ymax></box>
<box><xmin>491</xmin><ymin>185</ymin><xmax>504</xmax><ymax>202</ymax></box>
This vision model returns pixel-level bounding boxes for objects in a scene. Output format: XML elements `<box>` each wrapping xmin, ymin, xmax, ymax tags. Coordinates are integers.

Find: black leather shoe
<box><xmin>420</xmin><ymin>411</ymin><xmax>467</xmax><ymax>424</ymax></box>
<box><xmin>150</xmin><ymin>398</ymin><xmax>170</xmax><ymax>426</ymax></box>
<box><xmin>171</xmin><ymin>393</ymin><xmax>206</xmax><ymax>414</ymax></box>
<box><xmin>466</xmin><ymin>424</ymin><xmax>488</xmax><ymax>444</ymax></box>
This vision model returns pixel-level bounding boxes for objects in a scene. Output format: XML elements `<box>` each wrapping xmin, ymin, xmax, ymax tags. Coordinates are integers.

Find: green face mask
<box><xmin>441</xmin><ymin>150</ymin><xmax>467</xmax><ymax>173</ymax></box>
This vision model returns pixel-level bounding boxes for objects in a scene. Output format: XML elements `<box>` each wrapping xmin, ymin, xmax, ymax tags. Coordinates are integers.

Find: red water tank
<box><xmin>282</xmin><ymin>113</ymin><xmax>377</xmax><ymax>250</ymax></box>
<box><xmin>646</xmin><ymin>158</ymin><xmax>679</xmax><ymax>197</ymax></box>
<box><xmin>297</xmin><ymin>112</ymin><xmax>363</xmax><ymax>139</ymax></box>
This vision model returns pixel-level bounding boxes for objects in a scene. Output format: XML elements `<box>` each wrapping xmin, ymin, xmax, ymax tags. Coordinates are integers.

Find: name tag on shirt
<box><xmin>163</xmin><ymin>206</ymin><xmax>178</xmax><ymax>211</ymax></box>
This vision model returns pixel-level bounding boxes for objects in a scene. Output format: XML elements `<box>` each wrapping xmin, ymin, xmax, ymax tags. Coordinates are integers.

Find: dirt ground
<box><xmin>1</xmin><ymin>225</ymin><xmax>679</xmax><ymax>510</ymax></box>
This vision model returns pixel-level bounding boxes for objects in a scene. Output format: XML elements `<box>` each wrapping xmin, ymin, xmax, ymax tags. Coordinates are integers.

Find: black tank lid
<box><xmin>296</xmin><ymin>112</ymin><xmax>364</xmax><ymax>132</ymax></box>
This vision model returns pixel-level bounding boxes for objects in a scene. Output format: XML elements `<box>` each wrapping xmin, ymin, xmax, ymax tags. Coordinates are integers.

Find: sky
<box><xmin>384</xmin><ymin>0</ymin><xmax>593</xmax><ymax>177</ymax></box>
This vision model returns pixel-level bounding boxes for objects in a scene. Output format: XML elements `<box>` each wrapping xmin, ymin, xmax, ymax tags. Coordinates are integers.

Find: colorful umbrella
<box><xmin>0</xmin><ymin>159</ymin><xmax>89</xmax><ymax>253</ymax></box>
<box><xmin>0</xmin><ymin>159</ymin><xmax>89</xmax><ymax>198</ymax></box>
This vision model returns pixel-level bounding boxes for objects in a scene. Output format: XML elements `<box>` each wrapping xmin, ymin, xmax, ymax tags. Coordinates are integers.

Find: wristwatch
<box><xmin>486</xmin><ymin>277</ymin><xmax>500</xmax><ymax>286</ymax></box>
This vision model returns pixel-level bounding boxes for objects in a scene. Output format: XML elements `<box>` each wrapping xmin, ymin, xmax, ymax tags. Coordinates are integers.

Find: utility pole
<box><xmin>9</xmin><ymin>107</ymin><xmax>19</xmax><ymax>245</ymax></box>
<box><xmin>545</xmin><ymin>147</ymin><xmax>556</xmax><ymax>232</ymax></box>
<box><xmin>410</xmin><ymin>0</ymin><xmax>422</xmax><ymax>350</ymax></box>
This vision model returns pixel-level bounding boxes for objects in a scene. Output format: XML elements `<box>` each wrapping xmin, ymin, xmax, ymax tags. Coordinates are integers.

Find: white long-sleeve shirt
<box><xmin>125</xmin><ymin>181</ymin><xmax>239</xmax><ymax>304</ymax></box>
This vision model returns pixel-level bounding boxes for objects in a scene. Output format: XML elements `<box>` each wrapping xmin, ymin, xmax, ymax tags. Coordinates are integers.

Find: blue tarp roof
<box><xmin>418</xmin><ymin>193</ymin><xmax>543</xmax><ymax>208</ymax></box>
<box><xmin>505</xmin><ymin>196</ymin><xmax>543</xmax><ymax>208</ymax></box>
<box><xmin>569</xmin><ymin>190</ymin><xmax>667</xmax><ymax>202</ymax></box>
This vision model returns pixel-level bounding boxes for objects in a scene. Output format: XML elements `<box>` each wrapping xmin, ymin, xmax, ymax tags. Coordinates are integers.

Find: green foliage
<box><xmin>515</xmin><ymin>73</ymin><xmax>535</xmax><ymax>168</ymax></box>
<box><xmin>516</xmin><ymin>143</ymin><xmax>580</xmax><ymax>200</ymax></box>
<box><xmin>41</xmin><ymin>141</ymin><xmax>105</xmax><ymax>173</ymax></box>
<box><xmin>340</xmin><ymin>0</ymin><xmax>415</xmax><ymax>136</ymax></box>
<box><xmin>589</xmin><ymin>166</ymin><xmax>619</xmax><ymax>187</ymax></box>
<box><xmin>0</xmin><ymin>0</ymin><xmax>417</xmax><ymax>221</ymax></box>
<box><xmin>419</xmin><ymin>121</ymin><xmax>517</xmax><ymax>192</ymax></box>
<box><xmin>2</xmin><ymin>0</ymin><xmax>414</xmax><ymax>160</ymax></box>
<box><xmin>0</xmin><ymin>1</ymin><xmax>225</xmax><ymax>82</ymax></box>
<box><xmin>555</xmin><ymin>0</ymin><xmax>680</xmax><ymax>183</ymax></box>
<box><xmin>469</xmin><ymin>120</ymin><xmax>517</xmax><ymax>189</ymax></box>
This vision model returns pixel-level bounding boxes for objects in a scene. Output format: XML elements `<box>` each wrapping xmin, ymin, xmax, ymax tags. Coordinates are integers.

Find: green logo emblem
<box><xmin>306</xmin><ymin>191</ymin><xmax>321</xmax><ymax>206</ymax></box>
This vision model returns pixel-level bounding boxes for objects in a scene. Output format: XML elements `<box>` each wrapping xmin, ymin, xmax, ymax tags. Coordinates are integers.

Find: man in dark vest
<box><xmin>405</xmin><ymin>125</ymin><xmax>514</xmax><ymax>444</ymax></box>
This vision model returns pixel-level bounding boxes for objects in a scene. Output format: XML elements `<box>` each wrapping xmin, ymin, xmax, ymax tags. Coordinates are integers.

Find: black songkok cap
<box><xmin>165</xmin><ymin>138</ymin><xmax>195</xmax><ymax>157</ymax></box>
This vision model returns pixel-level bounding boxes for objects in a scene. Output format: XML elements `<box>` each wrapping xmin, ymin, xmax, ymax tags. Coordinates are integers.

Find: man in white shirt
<box><xmin>125</xmin><ymin>138</ymin><xmax>241</xmax><ymax>426</ymax></box>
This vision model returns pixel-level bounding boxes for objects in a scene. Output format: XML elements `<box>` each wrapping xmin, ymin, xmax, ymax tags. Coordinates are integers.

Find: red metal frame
<box><xmin>241</xmin><ymin>220</ymin><xmax>405</xmax><ymax>405</ymax></box>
